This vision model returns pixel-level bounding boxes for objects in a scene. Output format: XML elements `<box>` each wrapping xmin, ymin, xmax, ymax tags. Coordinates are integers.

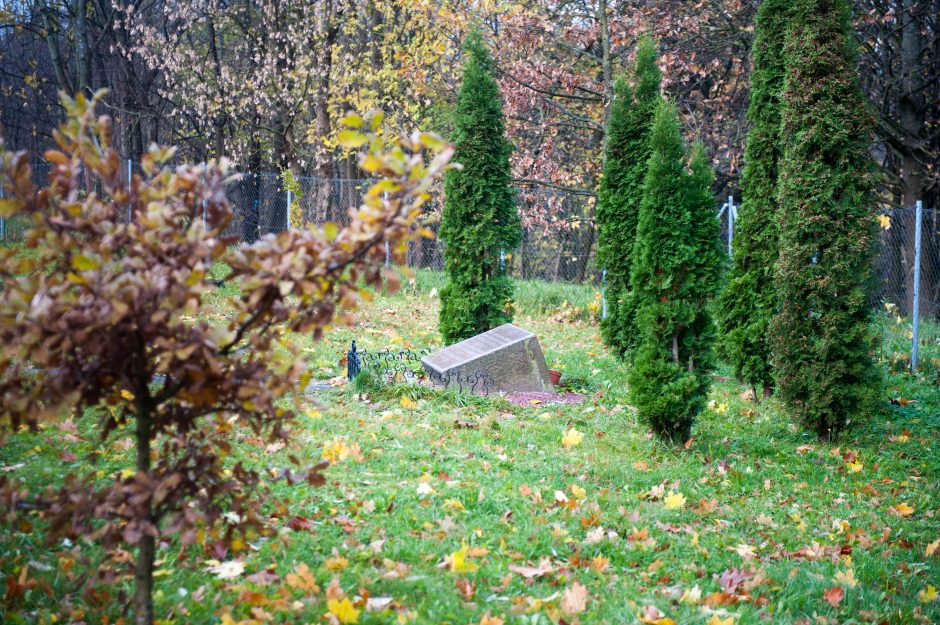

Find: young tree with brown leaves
<box><xmin>0</xmin><ymin>92</ymin><xmax>454</xmax><ymax>625</ymax></box>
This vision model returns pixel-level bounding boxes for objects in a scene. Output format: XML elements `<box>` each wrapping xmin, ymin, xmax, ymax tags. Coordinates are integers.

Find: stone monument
<box><xmin>422</xmin><ymin>324</ymin><xmax>552</xmax><ymax>394</ymax></box>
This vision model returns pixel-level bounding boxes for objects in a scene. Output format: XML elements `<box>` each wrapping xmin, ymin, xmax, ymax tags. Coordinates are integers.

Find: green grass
<box><xmin>1</xmin><ymin>271</ymin><xmax>939</xmax><ymax>625</ymax></box>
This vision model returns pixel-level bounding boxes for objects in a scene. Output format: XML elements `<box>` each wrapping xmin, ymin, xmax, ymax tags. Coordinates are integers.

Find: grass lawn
<box><xmin>1</xmin><ymin>270</ymin><xmax>939</xmax><ymax>625</ymax></box>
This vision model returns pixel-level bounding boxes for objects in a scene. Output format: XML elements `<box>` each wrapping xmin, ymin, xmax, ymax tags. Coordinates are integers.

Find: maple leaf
<box><xmin>508</xmin><ymin>559</ymin><xmax>554</xmax><ymax>579</ymax></box>
<box><xmin>890</xmin><ymin>503</ymin><xmax>914</xmax><ymax>517</ymax></box>
<box><xmin>560</xmin><ymin>581</ymin><xmax>588</xmax><ymax>615</ymax></box>
<box><xmin>324</xmin><ymin>555</ymin><xmax>349</xmax><ymax>571</ymax></box>
<box><xmin>834</xmin><ymin>569</ymin><xmax>858</xmax><ymax>588</ymax></box>
<box><xmin>448</xmin><ymin>544</ymin><xmax>478</xmax><ymax>573</ymax></box>
<box><xmin>663</xmin><ymin>490</ymin><xmax>686</xmax><ymax>510</ymax></box>
<box><xmin>926</xmin><ymin>538</ymin><xmax>939</xmax><ymax>557</ymax></box>
<box><xmin>479</xmin><ymin>615</ymin><xmax>504</xmax><ymax>625</ymax></box>
<box><xmin>206</xmin><ymin>560</ymin><xmax>245</xmax><ymax>580</ymax></box>
<box><xmin>400</xmin><ymin>395</ymin><xmax>418</xmax><ymax>410</ymax></box>
<box><xmin>285</xmin><ymin>562</ymin><xmax>319</xmax><ymax>594</ymax></box>
<box><xmin>638</xmin><ymin>605</ymin><xmax>677</xmax><ymax>625</ymax></box>
<box><xmin>845</xmin><ymin>460</ymin><xmax>863</xmax><ymax>473</ymax></box>
<box><xmin>570</xmin><ymin>484</ymin><xmax>587</xmax><ymax>499</ymax></box>
<box><xmin>877</xmin><ymin>214</ymin><xmax>891</xmax><ymax>230</ymax></box>
<box><xmin>562</xmin><ymin>428</ymin><xmax>584</xmax><ymax>448</ymax></box>
<box><xmin>327</xmin><ymin>598</ymin><xmax>360</xmax><ymax>624</ymax></box>
<box><xmin>706</xmin><ymin>615</ymin><xmax>736</xmax><ymax>625</ymax></box>
<box><xmin>918</xmin><ymin>585</ymin><xmax>938</xmax><ymax>603</ymax></box>
<box><xmin>823</xmin><ymin>586</ymin><xmax>844</xmax><ymax>607</ymax></box>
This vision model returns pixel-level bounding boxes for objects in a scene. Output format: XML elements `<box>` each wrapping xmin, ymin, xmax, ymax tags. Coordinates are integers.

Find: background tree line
<box><xmin>0</xmin><ymin>1</ymin><xmax>936</xmax><ymax>222</ymax></box>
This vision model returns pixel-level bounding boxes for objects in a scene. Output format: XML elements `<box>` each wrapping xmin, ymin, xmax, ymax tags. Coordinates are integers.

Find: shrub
<box><xmin>628</xmin><ymin>101</ymin><xmax>717</xmax><ymax>443</ymax></box>
<box><xmin>439</xmin><ymin>28</ymin><xmax>522</xmax><ymax>343</ymax></box>
<box><xmin>716</xmin><ymin>0</ymin><xmax>791</xmax><ymax>398</ymax></box>
<box><xmin>0</xmin><ymin>92</ymin><xmax>453</xmax><ymax>625</ymax></box>
<box><xmin>596</xmin><ymin>38</ymin><xmax>661</xmax><ymax>359</ymax></box>
<box><xmin>771</xmin><ymin>0</ymin><xmax>880</xmax><ymax>438</ymax></box>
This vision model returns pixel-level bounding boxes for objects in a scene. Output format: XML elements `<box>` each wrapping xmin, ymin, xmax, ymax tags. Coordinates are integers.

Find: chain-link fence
<box><xmin>2</xmin><ymin>162</ymin><xmax>937</xmax><ymax>371</ymax></box>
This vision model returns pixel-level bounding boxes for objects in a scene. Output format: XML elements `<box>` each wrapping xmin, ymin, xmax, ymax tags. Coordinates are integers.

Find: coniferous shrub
<box><xmin>771</xmin><ymin>0</ymin><xmax>879</xmax><ymax>438</ymax></box>
<box><xmin>686</xmin><ymin>142</ymin><xmax>724</xmax><ymax>374</ymax></box>
<box><xmin>716</xmin><ymin>0</ymin><xmax>791</xmax><ymax>398</ymax></box>
<box><xmin>628</xmin><ymin>101</ymin><xmax>717</xmax><ymax>443</ymax></box>
<box><xmin>596</xmin><ymin>38</ymin><xmax>661</xmax><ymax>359</ymax></box>
<box><xmin>439</xmin><ymin>28</ymin><xmax>522</xmax><ymax>343</ymax></box>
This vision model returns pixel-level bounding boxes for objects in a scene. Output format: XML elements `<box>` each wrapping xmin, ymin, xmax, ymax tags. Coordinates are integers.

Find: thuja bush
<box><xmin>596</xmin><ymin>37</ymin><xmax>661</xmax><ymax>360</ymax></box>
<box><xmin>0</xmin><ymin>92</ymin><xmax>454</xmax><ymax>625</ymax></box>
<box><xmin>716</xmin><ymin>0</ymin><xmax>791</xmax><ymax>398</ymax></box>
<box><xmin>439</xmin><ymin>28</ymin><xmax>522</xmax><ymax>343</ymax></box>
<box><xmin>628</xmin><ymin>101</ymin><xmax>719</xmax><ymax>443</ymax></box>
<box><xmin>771</xmin><ymin>0</ymin><xmax>880</xmax><ymax>438</ymax></box>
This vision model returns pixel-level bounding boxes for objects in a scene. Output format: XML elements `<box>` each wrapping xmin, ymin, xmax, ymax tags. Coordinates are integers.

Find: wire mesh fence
<box><xmin>2</xmin><ymin>162</ymin><xmax>937</xmax><ymax>372</ymax></box>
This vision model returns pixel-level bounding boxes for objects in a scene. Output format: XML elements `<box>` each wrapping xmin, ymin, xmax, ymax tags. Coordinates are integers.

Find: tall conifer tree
<box><xmin>628</xmin><ymin>101</ymin><xmax>717</xmax><ymax>443</ymax></box>
<box><xmin>439</xmin><ymin>29</ymin><xmax>522</xmax><ymax>343</ymax></box>
<box><xmin>771</xmin><ymin>0</ymin><xmax>879</xmax><ymax>437</ymax></box>
<box><xmin>716</xmin><ymin>0</ymin><xmax>790</xmax><ymax>398</ymax></box>
<box><xmin>596</xmin><ymin>38</ymin><xmax>661</xmax><ymax>358</ymax></box>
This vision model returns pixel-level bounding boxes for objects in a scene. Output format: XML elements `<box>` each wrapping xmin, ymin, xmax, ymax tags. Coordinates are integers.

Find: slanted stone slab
<box><xmin>422</xmin><ymin>324</ymin><xmax>552</xmax><ymax>394</ymax></box>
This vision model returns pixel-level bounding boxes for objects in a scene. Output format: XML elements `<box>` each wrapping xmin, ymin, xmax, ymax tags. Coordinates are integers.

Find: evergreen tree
<box><xmin>439</xmin><ymin>29</ymin><xmax>522</xmax><ymax>343</ymax></box>
<box><xmin>628</xmin><ymin>101</ymin><xmax>717</xmax><ymax>443</ymax></box>
<box><xmin>716</xmin><ymin>0</ymin><xmax>791</xmax><ymax>398</ymax></box>
<box><xmin>596</xmin><ymin>38</ymin><xmax>661</xmax><ymax>358</ymax></box>
<box><xmin>771</xmin><ymin>0</ymin><xmax>879</xmax><ymax>438</ymax></box>
<box><xmin>686</xmin><ymin>142</ymin><xmax>724</xmax><ymax>375</ymax></box>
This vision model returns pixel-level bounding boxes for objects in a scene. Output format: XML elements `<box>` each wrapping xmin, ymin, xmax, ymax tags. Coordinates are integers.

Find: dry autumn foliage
<box><xmin>0</xmin><ymin>91</ymin><xmax>454</xmax><ymax>625</ymax></box>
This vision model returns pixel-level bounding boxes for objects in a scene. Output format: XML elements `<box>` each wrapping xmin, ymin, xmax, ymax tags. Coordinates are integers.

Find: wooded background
<box><xmin>0</xmin><ymin>0</ymin><xmax>937</xmax><ymax>310</ymax></box>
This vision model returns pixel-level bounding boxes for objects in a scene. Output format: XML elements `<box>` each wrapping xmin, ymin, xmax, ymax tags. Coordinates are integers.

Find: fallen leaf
<box><xmin>664</xmin><ymin>491</ymin><xmax>686</xmax><ymax>510</ymax></box>
<box><xmin>560</xmin><ymin>581</ymin><xmax>588</xmax><ymax>615</ymax></box>
<box><xmin>327</xmin><ymin>597</ymin><xmax>360</xmax><ymax>624</ymax></box>
<box><xmin>562</xmin><ymin>428</ymin><xmax>584</xmax><ymax>449</ymax></box>
<box><xmin>206</xmin><ymin>560</ymin><xmax>245</xmax><ymax>580</ymax></box>
<box><xmin>399</xmin><ymin>395</ymin><xmax>418</xmax><ymax>410</ymax></box>
<box><xmin>508</xmin><ymin>559</ymin><xmax>554</xmax><ymax>579</ymax></box>
<box><xmin>834</xmin><ymin>569</ymin><xmax>858</xmax><ymax>588</ymax></box>
<box><xmin>823</xmin><ymin>586</ymin><xmax>844</xmax><ymax>607</ymax></box>
<box><xmin>918</xmin><ymin>585</ymin><xmax>938</xmax><ymax>603</ymax></box>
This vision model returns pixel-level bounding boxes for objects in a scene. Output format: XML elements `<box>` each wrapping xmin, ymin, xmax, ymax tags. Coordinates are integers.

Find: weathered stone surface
<box><xmin>422</xmin><ymin>324</ymin><xmax>552</xmax><ymax>394</ymax></box>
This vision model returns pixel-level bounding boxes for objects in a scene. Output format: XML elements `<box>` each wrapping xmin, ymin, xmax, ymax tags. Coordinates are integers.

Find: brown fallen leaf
<box><xmin>508</xmin><ymin>558</ymin><xmax>554</xmax><ymax>580</ymax></box>
<box><xmin>560</xmin><ymin>581</ymin><xmax>588</xmax><ymax>615</ymax></box>
<box><xmin>823</xmin><ymin>586</ymin><xmax>844</xmax><ymax>607</ymax></box>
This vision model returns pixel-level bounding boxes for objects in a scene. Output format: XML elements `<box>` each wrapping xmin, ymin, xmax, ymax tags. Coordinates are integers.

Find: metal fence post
<box><xmin>911</xmin><ymin>199</ymin><xmax>922</xmax><ymax>371</ymax></box>
<box><xmin>126</xmin><ymin>158</ymin><xmax>132</xmax><ymax>224</ymax></box>
<box><xmin>601</xmin><ymin>269</ymin><xmax>608</xmax><ymax>320</ymax></box>
<box><xmin>727</xmin><ymin>195</ymin><xmax>735</xmax><ymax>256</ymax></box>
<box><xmin>286</xmin><ymin>188</ymin><xmax>292</xmax><ymax>230</ymax></box>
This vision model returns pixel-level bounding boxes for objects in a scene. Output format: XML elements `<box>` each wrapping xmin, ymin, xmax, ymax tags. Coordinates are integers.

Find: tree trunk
<box><xmin>133</xmin><ymin>403</ymin><xmax>154</xmax><ymax>625</ymax></box>
<box><xmin>74</xmin><ymin>0</ymin><xmax>92</xmax><ymax>95</ymax></box>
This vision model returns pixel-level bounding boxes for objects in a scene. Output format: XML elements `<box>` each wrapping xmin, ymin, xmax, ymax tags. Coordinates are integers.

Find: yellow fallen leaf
<box><xmin>449</xmin><ymin>543</ymin><xmax>478</xmax><ymax>573</ymax></box>
<box><xmin>327</xmin><ymin>598</ymin><xmax>361</xmax><ymax>624</ymax></box>
<box><xmin>834</xmin><ymin>569</ymin><xmax>858</xmax><ymax>588</ymax></box>
<box><xmin>706</xmin><ymin>616</ymin><xmax>735</xmax><ymax>625</ymax></box>
<box><xmin>891</xmin><ymin>502</ymin><xmax>914</xmax><ymax>517</ymax></box>
<box><xmin>324</xmin><ymin>555</ymin><xmax>349</xmax><ymax>571</ymax></box>
<box><xmin>400</xmin><ymin>395</ymin><xmax>418</xmax><ymax>410</ymax></box>
<box><xmin>926</xmin><ymin>538</ymin><xmax>939</xmax><ymax>557</ymax></box>
<box><xmin>664</xmin><ymin>490</ymin><xmax>686</xmax><ymax>510</ymax></box>
<box><xmin>120</xmin><ymin>389</ymin><xmax>135</xmax><ymax>401</ymax></box>
<box><xmin>877</xmin><ymin>214</ymin><xmax>891</xmax><ymax>230</ymax></box>
<box><xmin>443</xmin><ymin>498</ymin><xmax>466</xmax><ymax>512</ymax></box>
<box><xmin>845</xmin><ymin>460</ymin><xmax>863</xmax><ymax>473</ymax></box>
<box><xmin>918</xmin><ymin>585</ymin><xmax>938</xmax><ymax>603</ymax></box>
<box><xmin>570</xmin><ymin>484</ymin><xmax>587</xmax><ymax>499</ymax></box>
<box><xmin>562</xmin><ymin>428</ymin><xmax>584</xmax><ymax>449</ymax></box>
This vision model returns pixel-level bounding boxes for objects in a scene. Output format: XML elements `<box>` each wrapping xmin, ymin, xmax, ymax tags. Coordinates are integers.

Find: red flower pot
<box><xmin>549</xmin><ymin>369</ymin><xmax>562</xmax><ymax>386</ymax></box>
